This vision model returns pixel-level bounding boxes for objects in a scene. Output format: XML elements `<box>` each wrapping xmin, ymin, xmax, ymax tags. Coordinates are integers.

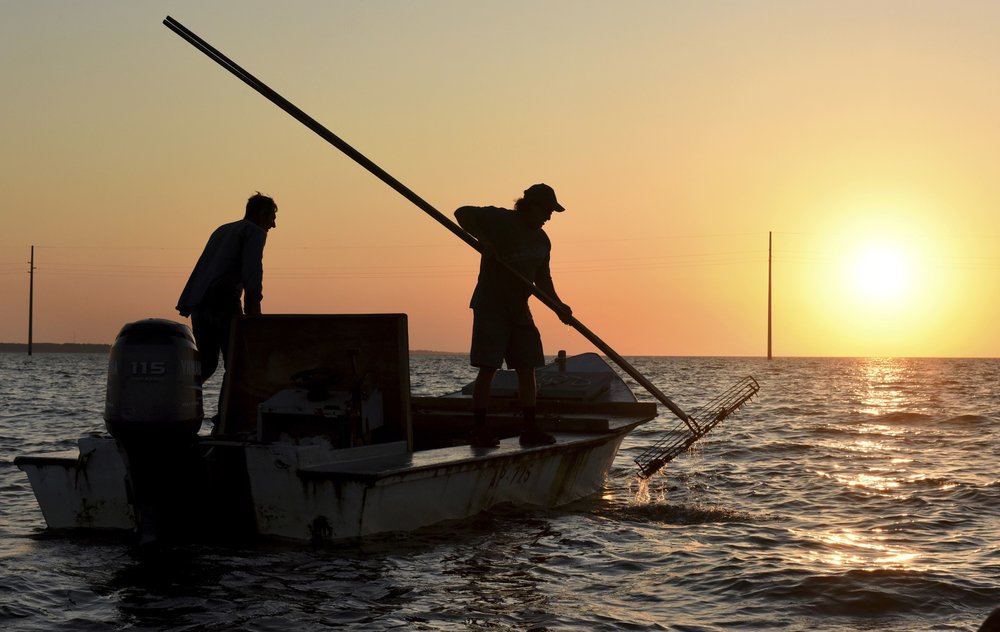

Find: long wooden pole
<box><xmin>767</xmin><ymin>231</ymin><xmax>772</xmax><ymax>360</ymax></box>
<box><xmin>28</xmin><ymin>245</ymin><xmax>34</xmax><ymax>356</ymax></box>
<box><xmin>163</xmin><ymin>16</ymin><xmax>695</xmax><ymax>428</ymax></box>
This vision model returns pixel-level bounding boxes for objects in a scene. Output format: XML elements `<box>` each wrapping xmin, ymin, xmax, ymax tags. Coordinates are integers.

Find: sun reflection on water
<box><xmin>815</xmin><ymin>359</ymin><xmax>932</xmax><ymax>497</ymax></box>
<box><xmin>791</xmin><ymin>527</ymin><xmax>923</xmax><ymax>571</ymax></box>
<box><xmin>815</xmin><ymin>467</ymin><xmax>904</xmax><ymax>494</ymax></box>
<box><xmin>856</xmin><ymin>357</ymin><xmax>911</xmax><ymax>416</ymax></box>
<box><xmin>837</xmin><ymin>471</ymin><xmax>901</xmax><ymax>491</ymax></box>
<box><xmin>846</xmin><ymin>438</ymin><xmax>887</xmax><ymax>452</ymax></box>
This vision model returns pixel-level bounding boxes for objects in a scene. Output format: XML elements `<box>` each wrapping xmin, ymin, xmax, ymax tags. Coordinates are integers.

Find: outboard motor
<box><xmin>105</xmin><ymin>318</ymin><xmax>202</xmax><ymax>437</ymax></box>
<box><xmin>104</xmin><ymin>319</ymin><xmax>204</xmax><ymax>548</ymax></box>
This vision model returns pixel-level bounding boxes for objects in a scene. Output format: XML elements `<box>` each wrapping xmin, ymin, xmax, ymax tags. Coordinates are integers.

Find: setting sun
<box><xmin>851</xmin><ymin>245</ymin><xmax>912</xmax><ymax>304</ymax></box>
<box><xmin>773</xmin><ymin>192</ymin><xmax>977</xmax><ymax>357</ymax></box>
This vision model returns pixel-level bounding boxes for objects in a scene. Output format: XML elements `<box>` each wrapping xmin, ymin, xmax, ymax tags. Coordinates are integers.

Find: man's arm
<box><xmin>241</xmin><ymin>227</ymin><xmax>266</xmax><ymax>315</ymax></box>
<box><xmin>455</xmin><ymin>205</ymin><xmax>499</xmax><ymax>255</ymax></box>
<box><xmin>454</xmin><ymin>205</ymin><xmax>481</xmax><ymax>234</ymax></box>
<box><xmin>534</xmin><ymin>273</ymin><xmax>573</xmax><ymax>324</ymax></box>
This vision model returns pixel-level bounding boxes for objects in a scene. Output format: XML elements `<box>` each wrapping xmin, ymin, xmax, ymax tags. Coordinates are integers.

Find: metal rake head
<box><xmin>634</xmin><ymin>376</ymin><xmax>759</xmax><ymax>479</ymax></box>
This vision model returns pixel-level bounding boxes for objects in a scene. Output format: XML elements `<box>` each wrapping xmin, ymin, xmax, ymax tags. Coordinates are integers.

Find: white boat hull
<box><xmin>245</xmin><ymin>431</ymin><xmax>629</xmax><ymax>541</ymax></box>
<box><xmin>16</xmin><ymin>437</ymin><xmax>133</xmax><ymax>531</ymax></box>
<box><xmin>17</xmin><ymin>427</ymin><xmax>632</xmax><ymax>542</ymax></box>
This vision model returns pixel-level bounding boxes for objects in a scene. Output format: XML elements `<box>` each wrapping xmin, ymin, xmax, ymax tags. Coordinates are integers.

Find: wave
<box><xmin>869</xmin><ymin>412</ymin><xmax>934</xmax><ymax>424</ymax></box>
<box><xmin>600</xmin><ymin>502</ymin><xmax>771</xmax><ymax>526</ymax></box>
<box><xmin>850</xmin><ymin>412</ymin><xmax>997</xmax><ymax>427</ymax></box>
<box><xmin>812</xmin><ymin>411</ymin><xmax>991</xmax><ymax>435</ymax></box>
<box><xmin>687</xmin><ymin>565</ymin><xmax>1000</xmax><ymax>620</ymax></box>
<box><xmin>940</xmin><ymin>413</ymin><xmax>996</xmax><ymax>426</ymax></box>
<box><xmin>768</xmin><ymin>569</ymin><xmax>999</xmax><ymax>617</ymax></box>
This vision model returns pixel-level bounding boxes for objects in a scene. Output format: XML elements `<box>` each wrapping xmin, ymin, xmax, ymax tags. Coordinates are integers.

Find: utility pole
<box><xmin>28</xmin><ymin>245</ymin><xmax>35</xmax><ymax>356</ymax></box>
<box><xmin>767</xmin><ymin>232</ymin><xmax>772</xmax><ymax>360</ymax></box>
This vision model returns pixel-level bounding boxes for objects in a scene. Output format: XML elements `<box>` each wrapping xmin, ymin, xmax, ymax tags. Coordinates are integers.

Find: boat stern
<box><xmin>14</xmin><ymin>436</ymin><xmax>134</xmax><ymax>531</ymax></box>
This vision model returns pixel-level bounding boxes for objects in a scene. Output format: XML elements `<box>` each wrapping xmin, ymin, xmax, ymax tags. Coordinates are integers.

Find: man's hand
<box><xmin>556</xmin><ymin>303</ymin><xmax>573</xmax><ymax>325</ymax></box>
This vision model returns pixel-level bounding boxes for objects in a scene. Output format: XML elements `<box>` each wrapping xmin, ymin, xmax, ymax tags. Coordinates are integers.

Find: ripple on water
<box><xmin>601</xmin><ymin>502</ymin><xmax>768</xmax><ymax>527</ymax></box>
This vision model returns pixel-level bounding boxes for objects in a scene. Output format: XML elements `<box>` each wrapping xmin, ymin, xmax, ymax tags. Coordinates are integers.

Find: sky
<box><xmin>2</xmin><ymin>1</ymin><xmax>999</xmax><ymax>357</ymax></box>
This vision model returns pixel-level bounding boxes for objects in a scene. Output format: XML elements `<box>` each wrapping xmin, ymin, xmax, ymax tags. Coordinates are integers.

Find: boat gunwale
<box><xmin>296</xmin><ymin>418</ymin><xmax>650</xmax><ymax>485</ymax></box>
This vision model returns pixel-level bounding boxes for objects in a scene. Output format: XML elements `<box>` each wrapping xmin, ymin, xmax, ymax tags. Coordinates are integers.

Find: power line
<box><xmin>9</xmin><ymin>232</ymin><xmax>1000</xmax><ymax>281</ymax></box>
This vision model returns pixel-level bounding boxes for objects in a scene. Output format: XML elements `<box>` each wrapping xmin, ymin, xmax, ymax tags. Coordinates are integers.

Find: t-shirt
<box><xmin>176</xmin><ymin>219</ymin><xmax>267</xmax><ymax>316</ymax></box>
<box><xmin>461</xmin><ymin>206</ymin><xmax>551</xmax><ymax>323</ymax></box>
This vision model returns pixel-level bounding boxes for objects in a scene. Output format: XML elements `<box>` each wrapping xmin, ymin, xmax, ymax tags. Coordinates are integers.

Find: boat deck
<box><xmin>296</xmin><ymin>429</ymin><xmax>624</xmax><ymax>484</ymax></box>
<box><xmin>289</xmin><ymin>401</ymin><xmax>655</xmax><ymax>484</ymax></box>
<box><xmin>410</xmin><ymin>396</ymin><xmax>656</xmax><ymax>449</ymax></box>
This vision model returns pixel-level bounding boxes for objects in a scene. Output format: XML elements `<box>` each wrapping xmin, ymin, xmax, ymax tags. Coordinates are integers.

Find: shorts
<box><xmin>470</xmin><ymin>309</ymin><xmax>544</xmax><ymax>370</ymax></box>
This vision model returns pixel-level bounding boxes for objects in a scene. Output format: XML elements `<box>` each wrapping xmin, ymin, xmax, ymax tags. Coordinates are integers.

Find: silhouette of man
<box><xmin>455</xmin><ymin>183</ymin><xmax>572</xmax><ymax>448</ymax></box>
<box><xmin>177</xmin><ymin>192</ymin><xmax>278</xmax><ymax>387</ymax></box>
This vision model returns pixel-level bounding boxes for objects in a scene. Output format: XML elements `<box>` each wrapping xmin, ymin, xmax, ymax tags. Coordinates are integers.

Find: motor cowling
<box><xmin>104</xmin><ymin>318</ymin><xmax>203</xmax><ymax>440</ymax></box>
<box><xmin>103</xmin><ymin>319</ymin><xmax>206</xmax><ymax>547</ymax></box>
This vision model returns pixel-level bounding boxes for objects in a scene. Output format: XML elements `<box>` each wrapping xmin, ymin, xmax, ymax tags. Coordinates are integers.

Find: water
<box><xmin>1</xmin><ymin>352</ymin><xmax>998</xmax><ymax>631</ymax></box>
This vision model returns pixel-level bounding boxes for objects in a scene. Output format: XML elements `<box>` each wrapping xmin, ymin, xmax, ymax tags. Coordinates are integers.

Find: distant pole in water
<box><xmin>767</xmin><ymin>232</ymin><xmax>772</xmax><ymax>360</ymax></box>
<box><xmin>28</xmin><ymin>245</ymin><xmax>35</xmax><ymax>356</ymax></box>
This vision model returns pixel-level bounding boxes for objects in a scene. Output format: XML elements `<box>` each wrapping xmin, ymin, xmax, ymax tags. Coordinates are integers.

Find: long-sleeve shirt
<box><xmin>455</xmin><ymin>205</ymin><xmax>552</xmax><ymax>324</ymax></box>
<box><xmin>176</xmin><ymin>219</ymin><xmax>267</xmax><ymax>316</ymax></box>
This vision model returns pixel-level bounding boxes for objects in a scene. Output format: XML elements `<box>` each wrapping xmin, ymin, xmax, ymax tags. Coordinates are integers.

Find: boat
<box><xmin>11</xmin><ymin>18</ymin><xmax>757</xmax><ymax>547</ymax></box>
<box><xmin>15</xmin><ymin>314</ymin><xmax>662</xmax><ymax>545</ymax></box>
<box><xmin>16</xmin><ymin>17</ymin><xmax>761</xmax><ymax>547</ymax></box>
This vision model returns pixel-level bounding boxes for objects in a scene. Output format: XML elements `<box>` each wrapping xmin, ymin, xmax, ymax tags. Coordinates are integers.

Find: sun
<box><xmin>802</xmin><ymin>233</ymin><xmax>929</xmax><ymax>356</ymax></box>
<box><xmin>788</xmin><ymin>196</ymin><xmax>963</xmax><ymax>356</ymax></box>
<box><xmin>851</xmin><ymin>245</ymin><xmax>911</xmax><ymax>303</ymax></box>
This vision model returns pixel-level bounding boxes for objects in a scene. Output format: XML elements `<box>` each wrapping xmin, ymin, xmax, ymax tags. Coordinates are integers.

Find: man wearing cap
<box><xmin>455</xmin><ymin>183</ymin><xmax>573</xmax><ymax>448</ymax></box>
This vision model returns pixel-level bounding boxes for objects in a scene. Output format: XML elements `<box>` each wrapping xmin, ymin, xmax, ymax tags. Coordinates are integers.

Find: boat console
<box><xmin>217</xmin><ymin>314</ymin><xmax>411</xmax><ymax>449</ymax></box>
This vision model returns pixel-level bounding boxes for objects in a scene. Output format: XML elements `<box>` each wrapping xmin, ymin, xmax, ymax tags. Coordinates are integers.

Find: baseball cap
<box><xmin>523</xmin><ymin>183</ymin><xmax>565</xmax><ymax>212</ymax></box>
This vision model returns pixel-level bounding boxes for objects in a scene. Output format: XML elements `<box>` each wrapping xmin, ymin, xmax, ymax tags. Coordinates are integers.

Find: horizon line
<box><xmin>1</xmin><ymin>342</ymin><xmax>997</xmax><ymax>361</ymax></box>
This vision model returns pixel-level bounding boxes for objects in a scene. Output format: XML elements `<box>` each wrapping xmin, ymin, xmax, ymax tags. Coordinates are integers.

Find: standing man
<box><xmin>177</xmin><ymin>192</ymin><xmax>278</xmax><ymax>388</ymax></box>
<box><xmin>455</xmin><ymin>183</ymin><xmax>573</xmax><ymax>448</ymax></box>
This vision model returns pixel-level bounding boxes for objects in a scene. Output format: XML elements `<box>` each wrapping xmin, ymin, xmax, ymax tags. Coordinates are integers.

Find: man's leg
<box><xmin>473</xmin><ymin>366</ymin><xmax>498</xmax><ymax>410</ymax></box>
<box><xmin>515</xmin><ymin>367</ymin><xmax>537</xmax><ymax>408</ymax></box>
<box><xmin>191</xmin><ymin>308</ymin><xmax>235</xmax><ymax>429</ymax></box>
<box><xmin>190</xmin><ymin>310</ymin><xmax>221</xmax><ymax>384</ymax></box>
<box><xmin>509</xmin><ymin>323</ymin><xmax>555</xmax><ymax>446</ymax></box>
<box><xmin>516</xmin><ymin>366</ymin><xmax>554</xmax><ymax>445</ymax></box>
<box><xmin>469</xmin><ymin>366</ymin><xmax>500</xmax><ymax>447</ymax></box>
<box><xmin>469</xmin><ymin>311</ymin><xmax>506</xmax><ymax>448</ymax></box>
<box><xmin>212</xmin><ymin>312</ymin><xmax>237</xmax><ymax>428</ymax></box>
<box><xmin>217</xmin><ymin>316</ymin><xmax>233</xmax><ymax>374</ymax></box>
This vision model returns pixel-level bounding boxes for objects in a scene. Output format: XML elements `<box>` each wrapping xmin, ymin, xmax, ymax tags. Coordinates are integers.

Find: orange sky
<box><xmin>2</xmin><ymin>2</ymin><xmax>999</xmax><ymax>357</ymax></box>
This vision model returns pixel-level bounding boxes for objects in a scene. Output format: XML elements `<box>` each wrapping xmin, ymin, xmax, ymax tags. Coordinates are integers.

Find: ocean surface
<box><xmin>1</xmin><ymin>352</ymin><xmax>998</xmax><ymax>631</ymax></box>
